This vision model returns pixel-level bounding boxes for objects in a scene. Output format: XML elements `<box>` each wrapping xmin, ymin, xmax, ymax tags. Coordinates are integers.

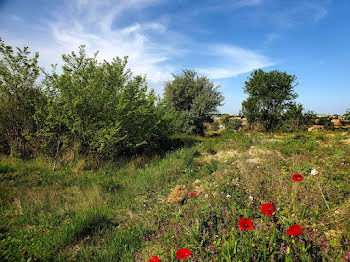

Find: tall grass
<box><xmin>1</xmin><ymin>131</ymin><xmax>350</xmax><ymax>261</ymax></box>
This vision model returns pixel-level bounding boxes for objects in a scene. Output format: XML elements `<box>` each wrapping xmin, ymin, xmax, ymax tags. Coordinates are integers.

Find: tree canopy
<box><xmin>164</xmin><ymin>69</ymin><xmax>224</xmax><ymax>135</ymax></box>
<box><xmin>242</xmin><ymin>69</ymin><xmax>299</xmax><ymax>131</ymax></box>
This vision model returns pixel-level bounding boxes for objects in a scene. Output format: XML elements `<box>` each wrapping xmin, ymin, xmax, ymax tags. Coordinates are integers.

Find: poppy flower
<box><xmin>286</xmin><ymin>225</ymin><xmax>303</xmax><ymax>236</ymax></box>
<box><xmin>176</xmin><ymin>248</ymin><xmax>192</xmax><ymax>260</ymax></box>
<box><xmin>238</xmin><ymin>218</ymin><xmax>253</xmax><ymax>230</ymax></box>
<box><xmin>261</xmin><ymin>203</ymin><xmax>274</xmax><ymax>216</ymax></box>
<box><xmin>190</xmin><ymin>192</ymin><xmax>195</xmax><ymax>197</ymax></box>
<box><xmin>148</xmin><ymin>256</ymin><xmax>161</xmax><ymax>262</ymax></box>
<box><xmin>292</xmin><ymin>174</ymin><xmax>303</xmax><ymax>182</ymax></box>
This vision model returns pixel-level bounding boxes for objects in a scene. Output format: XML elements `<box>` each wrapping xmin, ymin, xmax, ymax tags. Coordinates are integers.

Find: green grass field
<box><xmin>1</xmin><ymin>131</ymin><xmax>350</xmax><ymax>261</ymax></box>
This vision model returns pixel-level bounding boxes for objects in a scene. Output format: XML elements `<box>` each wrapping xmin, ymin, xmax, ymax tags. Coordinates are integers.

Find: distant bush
<box><xmin>344</xmin><ymin>109</ymin><xmax>350</xmax><ymax>120</ymax></box>
<box><xmin>209</xmin><ymin>122</ymin><xmax>219</xmax><ymax>131</ymax></box>
<box><xmin>280</xmin><ymin>105</ymin><xmax>315</xmax><ymax>132</ymax></box>
<box><xmin>225</xmin><ymin>119</ymin><xmax>243</xmax><ymax>131</ymax></box>
<box><xmin>220</xmin><ymin>114</ymin><xmax>230</xmax><ymax>125</ymax></box>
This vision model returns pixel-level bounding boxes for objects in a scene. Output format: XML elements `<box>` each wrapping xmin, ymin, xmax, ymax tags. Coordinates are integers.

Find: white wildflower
<box><xmin>311</xmin><ymin>169</ymin><xmax>318</xmax><ymax>176</ymax></box>
<box><xmin>249</xmin><ymin>195</ymin><xmax>254</xmax><ymax>201</ymax></box>
<box><xmin>334</xmin><ymin>210</ymin><xmax>340</xmax><ymax>214</ymax></box>
<box><xmin>226</xmin><ymin>194</ymin><xmax>231</xmax><ymax>198</ymax></box>
<box><xmin>205</xmin><ymin>194</ymin><xmax>209</xmax><ymax>198</ymax></box>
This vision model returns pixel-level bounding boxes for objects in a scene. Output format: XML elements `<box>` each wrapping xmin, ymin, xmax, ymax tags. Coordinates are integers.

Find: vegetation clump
<box><xmin>164</xmin><ymin>69</ymin><xmax>224</xmax><ymax>136</ymax></box>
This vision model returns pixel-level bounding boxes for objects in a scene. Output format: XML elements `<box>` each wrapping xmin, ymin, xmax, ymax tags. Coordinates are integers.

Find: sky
<box><xmin>0</xmin><ymin>0</ymin><xmax>349</xmax><ymax>114</ymax></box>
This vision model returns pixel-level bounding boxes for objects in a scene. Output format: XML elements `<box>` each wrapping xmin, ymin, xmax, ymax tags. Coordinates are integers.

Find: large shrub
<box><xmin>35</xmin><ymin>46</ymin><xmax>176</xmax><ymax>160</ymax></box>
<box><xmin>0</xmin><ymin>38</ymin><xmax>46</xmax><ymax>157</ymax></box>
<box><xmin>225</xmin><ymin>119</ymin><xmax>243</xmax><ymax>131</ymax></box>
<box><xmin>164</xmin><ymin>69</ymin><xmax>224</xmax><ymax>136</ymax></box>
<box><xmin>280</xmin><ymin>104</ymin><xmax>315</xmax><ymax>132</ymax></box>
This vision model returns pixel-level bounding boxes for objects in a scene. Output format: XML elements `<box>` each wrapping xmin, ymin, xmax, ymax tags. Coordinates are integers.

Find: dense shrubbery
<box><xmin>35</xmin><ymin>46</ymin><xmax>178</xmax><ymax>160</ymax></box>
<box><xmin>0</xmin><ymin>39</ymin><xmax>45</xmax><ymax>158</ymax></box>
<box><xmin>279</xmin><ymin>104</ymin><xmax>315</xmax><ymax>132</ymax></box>
<box><xmin>0</xmin><ymin>39</ymin><xmax>178</xmax><ymax>160</ymax></box>
<box><xmin>225</xmin><ymin>119</ymin><xmax>243</xmax><ymax>131</ymax></box>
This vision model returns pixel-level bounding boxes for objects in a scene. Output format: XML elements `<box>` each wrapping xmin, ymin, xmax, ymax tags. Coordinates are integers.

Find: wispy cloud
<box><xmin>264</xmin><ymin>32</ymin><xmax>280</xmax><ymax>45</ymax></box>
<box><xmin>197</xmin><ymin>44</ymin><xmax>275</xmax><ymax>79</ymax></box>
<box><xmin>1</xmin><ymin>0</ymin><xmax>274</xmax><ymax>92</ymax></box>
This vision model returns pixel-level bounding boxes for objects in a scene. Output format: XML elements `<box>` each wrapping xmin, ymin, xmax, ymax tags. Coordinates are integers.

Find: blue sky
<box><xmin>1</xmin><ymin>0</ymin><xmax>349</xmax><ymax>114</ymax></box>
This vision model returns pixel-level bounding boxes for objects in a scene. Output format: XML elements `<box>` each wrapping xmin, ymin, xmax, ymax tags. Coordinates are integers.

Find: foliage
<box><xmin>343</xmin><ymin>109</ymin><xmax>350</xmax><ymax>120</ymax></box>
<box><xmin>34</xmin><ymin>46</ymin><xmax>177</xmax><ymax>160</ymax></box>
<box><xmin>242</xmin><ymin>69</ymin><xmax>299</xmax><ymax>131</ymax></box>
<box><xmin>164</xmin><ymin>69</ymin><xmax>224</xmax><ymax>135</ymax></box>
<box><xmin>220</xmin><ymin>114</ymin><xmax>230</xmax><ymax>125</ymax></box>
<box><xmin>0</xmin><ymin>38</ymin><xmax>45</xmax><ymax>157</ymax></box>
<box><xmin>209</xmin><ymin>122</ymin><xmax>219</xmax><ymax>131</ymax></box>
<box><xmin>280</xmin><ymin>103</ymin><xmax>315</xmax><ymax>132</ymax></box>
<box><xmin>225</xmin><ymin>119</ymin><xmax>243</xmax><ymax>131</ymax></box>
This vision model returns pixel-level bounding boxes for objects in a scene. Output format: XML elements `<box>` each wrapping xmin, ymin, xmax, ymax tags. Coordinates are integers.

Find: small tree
<box><xmin>0</xmin><ymin>38</ymin><xmax>45</xmax><ymax>157</ymax></box>
<box><xmin>242</xmin><ymin>69</ymin><xmax>298</xmax><ymax>131</ymax></box>
<box><xmin>164</xmin><ymin>69</ymin><xmax>224</xmax><ymax>135</ymax></box>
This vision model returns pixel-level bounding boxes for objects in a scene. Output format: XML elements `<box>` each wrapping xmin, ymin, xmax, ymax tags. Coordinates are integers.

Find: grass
<box><xmin>1</xmin><ymin>131</ymin><xmax>350</xmax><ymax>261</ymax></box>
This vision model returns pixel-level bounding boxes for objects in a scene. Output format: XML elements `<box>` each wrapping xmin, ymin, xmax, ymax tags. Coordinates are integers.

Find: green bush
<box><xmin>225</xmin><ymin>119</ymin><xmax>243</xmax><ymax>131</ymax></box>
<box><xmin>164</xmin><ymin>69</ymin><xmax>224</xmax><ymax>135</ymax></box>
<box><xmin>34</xmin><ymin>46</ymin><xmax>178</xmax><ymax>159</ymax></box>
<box><xmin>0</xmin><ymin>38</ymin><xmax>45</xmax><ymax>158</ymax></box>
<box><xmin>210</xmin><ymin>122</ymin><xmax>219</xmax><ymax>131</ymax></box>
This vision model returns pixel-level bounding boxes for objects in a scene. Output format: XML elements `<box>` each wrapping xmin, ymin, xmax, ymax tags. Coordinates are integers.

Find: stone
<box><xmin>308</xmin><ymin>125</ymin><xmax>324</xmax><ymax>131</ymax></box>
<box><xmin>167</xmin><ymin>185</ymin><xmax>187</xmax><ymax>203</ymax></box>
<box><xmin>331</xmin><ymin>119</ymin><xmax>342</xmax><ymax>126</ymax></box>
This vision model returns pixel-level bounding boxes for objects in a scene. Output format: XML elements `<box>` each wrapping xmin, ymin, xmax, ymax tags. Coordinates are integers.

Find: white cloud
<box><xmin>1</xmin><ymin>0</ymin><xmax>274</xmax><ymax>92</ymax></box>
<box><xmin>21</xmin><ymin>0</ymin><xmax>176</xmax><ymax>89</ymax></box>
<box><xmin>197</xmin><ymin>44</ymin><xmax>275</xmax><ymax>79</ymax></box>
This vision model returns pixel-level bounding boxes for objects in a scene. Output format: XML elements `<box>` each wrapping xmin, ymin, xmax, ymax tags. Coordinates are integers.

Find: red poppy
<box><xmin>286</xmin><ymin>225</ymin><xmax>303</xmax><ymax>236</ymax></box>
<box><xmin>292</xmin><ymin>173</ymin><xmax>303</xmax><ymax>182</ymax></box>
<box><xmin>190</xmin><ymin>192</ymin><xmax>195</xmax><ymax>197</ymax></box>
<box><xmin>238</xmin><ymin>218</ymin><xmax>253</xmax><ymax>230</ymax></box>
<box><xmin>148</xmin><ymin>256</ymin><xmax>161</xmax><ymax>262</ymax></box>
<box><xmin>176</xmin><ymin>248</ymin><xmax>191</xmax><ymax>260</ymax></box>
<box><xmin>261</xmin><ymin>203</ymin><xmax>274</xmax><ymax>216</ymax></box>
